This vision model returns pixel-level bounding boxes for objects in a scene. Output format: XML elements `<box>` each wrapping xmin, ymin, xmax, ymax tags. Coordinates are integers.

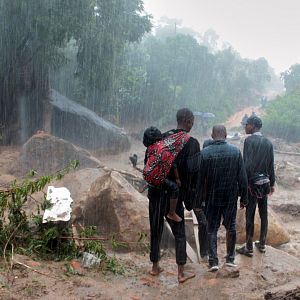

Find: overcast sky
<box><xmin>144</xmin><ymin>0</ymin><xmax>300</xmax><ymax>74</ymax></box>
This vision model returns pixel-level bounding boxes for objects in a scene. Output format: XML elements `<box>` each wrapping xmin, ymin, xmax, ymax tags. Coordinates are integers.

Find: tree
<box><xmin>0</xmin><ymin>0</ymin><xmax>90</xmax><ymax>144</ymax></box>
<box><xmin>263</xmin><ymin>93</ymin><xmax>300</xmax><ymax>142</ymax></box>
<box><xmin>75</xmin><ymin>0</ymin><xmax>151</xmax><ymax>122</ymax></box>
<box><xmin>0</xmin><ymin>0</ymin><xmax>151</xmax><ymax>143</ymax></box>
<box><xmin>281</xmin><ymin>64</ymin><xmax>300</xmax><ymax>94</ymax></box>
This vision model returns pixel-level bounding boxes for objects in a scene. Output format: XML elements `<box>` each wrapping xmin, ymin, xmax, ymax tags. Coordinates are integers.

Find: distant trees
<box><xmin>115</xmin><ymin>32</ymin><xmax>273</xmax><ymax>124</ymax></box>
<box><xmin>1</xmin><ymin>0</ymin><xmax>282</xmax><ymax>146</ymax></box>
<box><xmin>281</xmin><ymin>64</ymin><xmax>300</xmax><ymax>94</ymax></box>
<box><xmin>0</xmin><ymin>0</ymin><xmax>151</xmax><ymax>144</ymax></box>
<box><xmin>262</xmin><ymin>63</ymin><xmax>300</xmax><ymax>142</ymax></box>
<box><xmin>263</xmin><ymin>93</ymin><xmax>300</xmax><ymax>142</ymax></box>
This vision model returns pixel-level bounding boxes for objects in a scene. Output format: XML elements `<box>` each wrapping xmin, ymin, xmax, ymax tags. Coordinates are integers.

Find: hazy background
<box><xmin>144</xmin><ymin>0</ymin><xmax>300</xmax><ymax>74</ymax></box>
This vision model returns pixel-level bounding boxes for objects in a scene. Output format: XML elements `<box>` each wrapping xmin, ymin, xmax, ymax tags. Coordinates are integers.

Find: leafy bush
<box><xmin>263</xmin><ymin>93</ymin><xmax>300</xmax><ymax>142</ymax></box>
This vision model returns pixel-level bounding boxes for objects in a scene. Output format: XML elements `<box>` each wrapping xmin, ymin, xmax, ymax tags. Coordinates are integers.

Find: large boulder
<box><xmin>12</xmin><ymin>132</ymin><xmax>101</xmax><ymax>176</ymax></box>
<box><xmin>83</xmin><ymin>171</ymin><xmax>149</xmax><ymax>245</ymax></box>
<box><xmin>48</xmin><ymin>168</ymin><xmax>149</xmax><ymax>248</ymax></box>
<box><xmin>236</xmin><ymin>206</ymin><xmax>290</xmax><ymax>246</ymax></box>
<box><xmin>49</xmin><ymin>89</ymin><xmax>130</xmax><ymax>154</ymax></box>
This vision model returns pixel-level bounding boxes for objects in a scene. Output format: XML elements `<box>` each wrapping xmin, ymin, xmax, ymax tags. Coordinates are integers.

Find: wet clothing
<box><xmin>243</xmin><ymin>133</ymin><xmax>275</xmax><ymax>187</ymax></box>
<box><xmin>163</xmin><ymin>129</ymin><xmax>201</xmax><ymax>210</ymax></box>
<box><xmin>148</xmin><ymin>129</ymin><xmax>200</xmax><ymax>265</ymax></box>
<box><xmin>164</xmin><ymin>178</ymin><xmax>179</xmax><ymax>199</ymax></box>
<box><xmin>206</xmin><ymin>203</ymin><xmax>237</xmax><ymax>266</ymax></box>
<box><xmin>148</xmin><ymin>186</ymin><xmax>186</xmax><ymax>264</ymax></box>
<box><xmin>243</xmin><ymin>132</ymin><xmax>274</xmax><ymax>247</ymax></box>
<box><xmin>144</xmin><ymin>143</ymin><xmax>180</xmax><ymax>201</ymax></box>
<box><xmin>197</xmin><ymin>140</ymin><xmax>248</xmax><ymax>208</ymax></box>
<box><xmin>193</xmin><ymin>208</ymin><xmax>208</xmax><ymax>258</ymax></box>
<box><xmin>246</xmin><ymin>194</ymin><xmax>268</xmax><ymax>250</ymax></box>
<box><xmin>202</xmin><ymin>139</ymin><xmax>214</xmax><ymax>149</ymax></box>
<box><xmin>197</xmin><ymin>140</ymin><xmax>248</xmax><ymax>266</ymax></box>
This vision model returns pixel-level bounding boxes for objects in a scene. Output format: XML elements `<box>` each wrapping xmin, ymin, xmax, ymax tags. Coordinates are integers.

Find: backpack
<box><xmin>143</xmin><ymin>131</ymin><xmax>190</xmax><ymax>186</ymax></box>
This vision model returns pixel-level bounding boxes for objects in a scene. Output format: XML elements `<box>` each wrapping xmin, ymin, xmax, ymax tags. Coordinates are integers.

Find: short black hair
<box><xmin>176</xmin><ymin>108</ymin><xmax>194</xmax><ymax>124</ymax></box>
<box><xmin>143</xmin><ymin>126</ymin><xmax>162</xmax><ymax>147</ymax></box>
<box><xmin>212</xmin><ymin>125</ymin><xmax>227</xmax><ymax>139</ymax></box>
<box><xmin>246</xmin><ymin>116</ymin><xmax>262</xmax><ymax>129</ymax></box>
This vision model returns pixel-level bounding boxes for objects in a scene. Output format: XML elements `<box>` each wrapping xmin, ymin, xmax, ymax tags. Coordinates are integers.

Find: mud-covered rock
<box><xmin>12</xmin><ymin>133</ymin><xmax>101</xmax><ymax>175</ymax></box>
<box><xmin>48</xmin><ymin>168</ymin><xmax>149</xmax><ymax>248</ymax></box>
<box><xmin>83</xmin><ymin>171</ymin><xmax>149</xmax><ymax>247</ymax></box>
<box><xmin>216</xmin><ymin>266</ymin><xmax>240</xmax><ymax>279</ymax></box>
<box><xmin>236</xmin><ymin>206</ymin><xmax>290</xmax><ymax>246</ymax></box>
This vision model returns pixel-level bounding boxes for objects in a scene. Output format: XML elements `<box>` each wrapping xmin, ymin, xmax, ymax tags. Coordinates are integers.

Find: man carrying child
<box><xmin>146</xmin><ymin>108</ymin><xmax>199</xmax><ymax>283</ymax></box>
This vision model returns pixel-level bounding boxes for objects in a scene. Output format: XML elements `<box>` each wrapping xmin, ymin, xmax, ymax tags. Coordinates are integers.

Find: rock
<box><xmin>12</xmin><ymin>133</ymin><xmax>101</xmax><ymax>175</ymax></box>
<box><xmin>49</xmin><ymin>89</ymin><xmax>130</xmax><ymax>154</ymax></box>
<box><xmin>264</xmin><ymin>280</ymin><xmax>300</xmax><ymax>300</ymax></box>
<box><xmin>272</xmin><ymin>203</ymin><xmax>300</xmax><ymax>217</ymax></box>
<box><xmin>83</xmin><ymin>171</ymin><xmax>149</xmax><ymax>247</ymax></box>
<box><xmin>216</xmin><ymin>267</ymin><xmax>240</xmax><ymax>279</ymax></box>
<box><xmin>47</xmin><ymin>168</ymin><xmax>149</xmax><ymax>248</ymax></box>
<box><xmin>236</xmin><ymin>206</ymin><xmax>290</xmax><ymax>246</ymax></box>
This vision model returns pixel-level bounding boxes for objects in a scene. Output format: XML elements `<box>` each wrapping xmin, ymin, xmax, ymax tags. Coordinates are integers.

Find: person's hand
<box><xmin>269</xmin><ymin>186</ymin><xmax>275</xmax><ymax>195</ymax></box>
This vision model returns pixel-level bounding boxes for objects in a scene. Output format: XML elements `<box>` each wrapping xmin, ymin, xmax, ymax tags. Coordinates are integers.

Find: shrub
<box><xmin>263</xmin><ymin>93</ymin><xmax>300</xmax><ymax>142</ymax></box>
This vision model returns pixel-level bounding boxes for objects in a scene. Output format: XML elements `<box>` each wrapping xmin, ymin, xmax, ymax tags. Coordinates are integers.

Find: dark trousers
<box><xmin>148</xmin><ymin>186</ymin><xmax>187</xmax><ymax>265</ymax></box>
<box><xmin>246</xmin><ymin>193</ymin><xmax>268</xmax><ymax>250</ymax></box>
<box><xmin>193</xmin><ymin>209</ymin><xmax>208</xmax><ymax>258</ymax></box>
<box><xmin>206</xmin><ymin>203</ymin><xmax>237</xmax><ymax>266</ymax></box>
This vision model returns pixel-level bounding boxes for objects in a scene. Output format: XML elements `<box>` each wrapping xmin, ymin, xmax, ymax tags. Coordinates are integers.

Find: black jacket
<box><xmin>197</xmin><ymin>140</ymin><xmax>248</xmax><ymax>207</ymax></box>
<box><xmin>163</xmin><ymin>129</ymin><xmax>201</xmax><ymax>209</ymax></box>
<box><xmin>243</xmin><ymin>134</ymin><xmax>275</xmax><ymax>187</ymax></box>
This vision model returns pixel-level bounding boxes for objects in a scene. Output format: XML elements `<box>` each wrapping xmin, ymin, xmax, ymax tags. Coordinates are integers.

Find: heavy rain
<box><xmin>0</xmin><ymin>0</ymin><xmax>299</xmax><ymax>299</ymax></box>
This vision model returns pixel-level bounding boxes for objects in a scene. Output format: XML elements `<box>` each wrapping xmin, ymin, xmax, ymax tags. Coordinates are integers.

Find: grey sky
<box><xmin>144</xmin><ymin>0</ymin><xmax>300</xmax><ymax>74</ymax></box>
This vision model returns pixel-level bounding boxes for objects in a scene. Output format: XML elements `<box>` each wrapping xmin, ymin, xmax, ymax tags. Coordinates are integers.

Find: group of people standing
<box><xmin>145</xmin><ymin>108</ymin><xmax>275</xmax><ymax>283</ymax></box>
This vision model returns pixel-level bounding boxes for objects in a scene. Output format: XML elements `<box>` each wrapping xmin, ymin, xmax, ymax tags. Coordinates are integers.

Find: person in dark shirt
<box><xmin>147</xmin><ymin>108</ymin><xmax>198</xmax><ymax>283</ymax></box>
<box><xmin>237</xmin><ymin>116</ymin><xmax>275</xmax><ymax>256</ymax></box>
<box><xmin>139</xmin><ymin>126</ymin><xmax>183</xmax><ymax>222</ymax></box>
<box><xmin>196</xmin><ymin>125</ymin><xmax>248</xmax><ymax>271</ymax></box>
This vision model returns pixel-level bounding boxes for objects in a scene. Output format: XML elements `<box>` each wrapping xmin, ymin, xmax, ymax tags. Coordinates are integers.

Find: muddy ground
<box><xmin>0</xmin><ymin>112</ymin><xmax>300</xmax><ymax>299</ymax></box>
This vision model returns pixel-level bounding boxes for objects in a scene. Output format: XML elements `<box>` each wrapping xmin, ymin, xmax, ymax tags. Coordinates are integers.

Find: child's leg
<box><xmin>164</xmin><ymin>179</ymin><xmax>182</xmax><ymax>222</ymax></box>
<box><xmin>167</xmin><ymin>197</ymin><xmax>182</xmax><ymax>222</ymax></box>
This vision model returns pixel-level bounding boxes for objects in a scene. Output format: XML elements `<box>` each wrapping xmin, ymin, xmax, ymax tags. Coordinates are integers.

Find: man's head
<box><xmin>245</xmin><ymin>115</ymin><xmax>262</xmax><ymax>134</ymax></box>
<box><xmin>176</xmin><ymin>108</ymin><xmax>194</xmax><ymax>132</ymax></box>
<box><xmin>211</xmin><ymin>125</ymin><xmax>227</xmax><ymax>140</ymax></box>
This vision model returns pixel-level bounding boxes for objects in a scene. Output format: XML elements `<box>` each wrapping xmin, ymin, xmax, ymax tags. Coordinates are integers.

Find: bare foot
<box><xmin>178</xmin><ymin>271</ymin><xmax>196</xmax><ymax>283</ymax></box>
<box><xmin>167</xmin><ymin>212</ymin><xmax>182</xmax><ymax>222</ymax></box>
<box><xmin>149</xmin><ymin>267</ymin><xmax>164</xmax><ymax>276</ymax></box>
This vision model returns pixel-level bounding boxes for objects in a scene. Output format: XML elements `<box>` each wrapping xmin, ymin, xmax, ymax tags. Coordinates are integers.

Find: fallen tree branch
<box><xmin>60</xmin><ymin>236</ymin><xmax>109</xmax><ymax>241</ymax></box>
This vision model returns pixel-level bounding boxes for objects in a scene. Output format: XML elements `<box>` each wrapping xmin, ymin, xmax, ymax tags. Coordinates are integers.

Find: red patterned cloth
<box><xmin>143</xmin><ymin>131</ymin><xmax>190</xmax><ymax>186</ymax></box>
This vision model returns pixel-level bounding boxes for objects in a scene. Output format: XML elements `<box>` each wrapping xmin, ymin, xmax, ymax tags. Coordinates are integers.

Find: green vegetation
<box><xmin>263</xmin><ymin>93</ymin><xmax>300</xmax><ymax>142</ymax></box>
<box><xmin>263</xmin><ymin>63</ymin><xmax>300</xmax><ymax>142</ymax></box>
<box><xmin>0</xmin><ymin>160</ymin><xmax>147</xmax><ymax>274</ymax></box>
<box><xmin>0</xmin><ymin>1</ymin><xmax>281</xmax><ymax>142</ymax></box>
<box><xmin>0</xmin><ymin>161</ymin><xmax>79</xmax><ymax>260</ymax></box>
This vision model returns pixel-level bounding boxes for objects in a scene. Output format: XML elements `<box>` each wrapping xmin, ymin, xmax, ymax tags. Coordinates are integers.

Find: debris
<box><xmin>42</xmin><ymin>186</ymin><xmax>73</xmax><ymax>223</ymax></box>
<box><xmin>13</xmin><ymin>260</ymin><xmax>58</xmax><ymax>279</ymax></box>
<box><xmin>264</xmin><ymin>280</ymin><xmax>300</xmax><ymax>299</ymax></box>
<box><xmin>81</xmin><ymin>252</ymin><xmax>101</xmax><ymax>269</ymax></box>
